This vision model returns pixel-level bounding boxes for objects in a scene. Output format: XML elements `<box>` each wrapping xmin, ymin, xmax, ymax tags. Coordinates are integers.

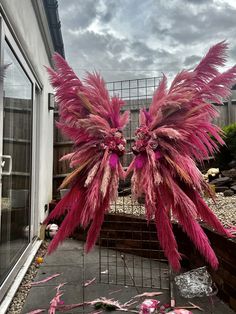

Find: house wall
<box><xmin>0</xmin><ymin>0</ymin><xmax>55</xmax><ymax>232</ymax></box>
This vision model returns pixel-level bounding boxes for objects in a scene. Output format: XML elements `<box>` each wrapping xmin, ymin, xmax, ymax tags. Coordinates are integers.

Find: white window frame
<box><xmin>0</xmin><ymin>13</ymin><xmax>42</xmax><ymax>302</ymax></box>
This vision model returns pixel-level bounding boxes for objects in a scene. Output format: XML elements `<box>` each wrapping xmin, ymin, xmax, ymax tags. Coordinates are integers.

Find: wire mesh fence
<box><xmin>53</xmin><ymin>77</ymin><xmax>235</xmax><ymax>198</ymax></box>
<box><xmin>98</xmin><ymin>217</ymin><xmax>170</xmax><ymax>290</ymax></box>
<box><xmin>106</xmin><ymin>77</ymin><xmax>161</xmax><ymax>168</ymax></box>
<box><xmin>98</xmin><ymin>77</ymin><xmax>171</xmax><ymax>291</ymax></box>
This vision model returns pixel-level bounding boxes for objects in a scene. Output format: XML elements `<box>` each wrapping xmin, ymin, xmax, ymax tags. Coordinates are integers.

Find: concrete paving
<box><xmin>22</xmin><ymin>239</ymin><xmax>235</xmax><ymax>313</ymax></box>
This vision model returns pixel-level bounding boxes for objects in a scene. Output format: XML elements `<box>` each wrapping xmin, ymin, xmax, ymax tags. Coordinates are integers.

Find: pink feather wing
<box><xmin>130</xmin><ymin>42</ymin><xmax>236</xmax><ymax>271</ymax></box>
<box><xmin>45</xmin><ymin>54</ymin><xmax>129</xmax><ymax>253</ymax></box>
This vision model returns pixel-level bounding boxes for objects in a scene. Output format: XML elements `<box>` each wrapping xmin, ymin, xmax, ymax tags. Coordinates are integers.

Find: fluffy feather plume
<box><xmin>129</xmin><ymin>42</ymin><xmax>236</xmax><ymax>271</ymax></box>
<box><xmin>45</xmin><ymin>53</ymin><xmax>129</xmax><ymax>253</ymax></box>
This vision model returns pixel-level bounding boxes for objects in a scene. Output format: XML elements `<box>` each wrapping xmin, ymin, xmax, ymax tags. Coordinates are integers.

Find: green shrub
<box><xmin>215</xmin><ymin>123</ymin><xmax>236</xmax><ymax>169</ymax></box>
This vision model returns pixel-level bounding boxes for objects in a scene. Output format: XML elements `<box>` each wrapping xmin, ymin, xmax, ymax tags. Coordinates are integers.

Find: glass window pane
<box><xmin>0</xmin><ymin>42</ymin><xmax>33</xmax><ymax>284</ymax></box>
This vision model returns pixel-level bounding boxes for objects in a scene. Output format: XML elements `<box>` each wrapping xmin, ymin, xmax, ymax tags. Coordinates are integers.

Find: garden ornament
<box><xmin>45</xmin><ymin>41</ymin><xmax>236</xmax><ymax>271</ymax></box>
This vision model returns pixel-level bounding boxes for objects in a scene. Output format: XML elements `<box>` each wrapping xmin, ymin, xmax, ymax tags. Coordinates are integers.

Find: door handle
<box><xmin>0</xmin><ymin>155</ymin><xmax>12</xmax><ymax>175</ymax></box>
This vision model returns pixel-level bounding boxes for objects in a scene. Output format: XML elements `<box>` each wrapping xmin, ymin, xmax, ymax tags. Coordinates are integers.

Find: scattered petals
<box><xmin>101</xmin><ymin>269</ymin><xmax>108</xmax><ymax>274</ymax></box>
<box><xmin>175</xmin><ymin>301</ymin><xmax>203</xmax><ymax>312</ymax></box>
<box><xmin>139</xmin><ymin>299</ymin><xmax>160</xmax><ymax>314</ymax></box>
<box><xmin>26</xmin><ymin>310</ymin><xmax>46</xmax><ymax>314</ymax></box>
<box><xmin>48</xmin><ymin>282</ymin><xmax>66</xmax><ymax>314</ymax></box>
<box><xmin>28</xmin><ymin>274</ymin><xmax>60</xmax><ymax>286</ymax></box>
<box><xmin>109</xmin><ymin>288</ymin><xmax>122</xmax><ymax>295</ymax></box>
<box><xmin>83</xmin><ymin>277</ymin><xmax>96</xmax><ymax>287</ymax></box>
<box><xmin>133</xmin><ymin>291</ymin><xmax>163</xmax><ymax>298</ymax></box>
<box><xmin>57</xmin><ymin>302</ymin><xmax>90</xmax><ymax>312</ymax></box>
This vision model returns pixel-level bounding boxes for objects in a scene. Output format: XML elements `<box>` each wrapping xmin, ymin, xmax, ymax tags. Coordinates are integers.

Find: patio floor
<box><xmin>22</xmin><ymin>239</ymin><xmax>235</xmax><ymax>313</ymax></box>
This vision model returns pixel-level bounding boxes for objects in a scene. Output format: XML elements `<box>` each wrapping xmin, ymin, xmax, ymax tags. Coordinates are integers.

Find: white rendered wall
<box><xmin>1</xmin><ymin>0</ymin><xmax>55</xmax><ymax>235</ymax></box>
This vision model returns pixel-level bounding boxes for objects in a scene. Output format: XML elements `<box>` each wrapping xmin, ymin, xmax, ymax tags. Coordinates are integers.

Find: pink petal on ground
<box><xmin>26</xmin><ymin>310</ymin><xmax>46</xmax><ymax>314</ymax></box>
<box><xmin>30</xmin><ymin>274</ymin><xmax>61</xmax><ymax>286</ymax></box>
<box><xmin>109</xmin><ymin>289</ymin><xmax>122</xmax><ymax>295</ymax></box>
<box><xmin>56</xmin><ymin>302</ymin><xmax>90</xmax><ymax>312</ymax></box>
<box><xmin>173</xmin><ymin>310</ymin><xmax>193</xmax><ymax>314</ymax></box>
<box><xmin>83</xmin><ymin>277</ymin><xmax>96</xmax><ymax>287</ymax></box>
<box><xmin>133</xmin><ymin>291</ymin><xmax>163</xmax><ymax>298</ymax></box>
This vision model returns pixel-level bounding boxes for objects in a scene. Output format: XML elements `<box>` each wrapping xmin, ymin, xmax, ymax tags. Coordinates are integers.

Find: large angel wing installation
<box><xmin>127</xmin><ymin>42</ymin><xmax>236</xmax><ymax>271</ymax></box>
<box><xmin>45</xmin><ymin>54</ymin><xmax>129</xmax><ymax>254</ymax></box>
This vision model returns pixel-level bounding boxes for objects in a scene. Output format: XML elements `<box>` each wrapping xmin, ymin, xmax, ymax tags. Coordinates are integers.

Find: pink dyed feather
<box><xmin>154</xmin><ymin>191</ymin><xmax>181</xmax><ymax>271</ymax></box>
<box><xmin>45</xmin><ymin>54</ymin><xmax>129</xmax><ymax>254</ymax></box>
<box><xmin>109</xmin><ymin>153</ymin><xmax>119</xmax><ymax>168</ymax></box>
<box><xmin>130</xmin><ymin>42</ymin><xmax>236</xmax><ymax>271</ymax></box>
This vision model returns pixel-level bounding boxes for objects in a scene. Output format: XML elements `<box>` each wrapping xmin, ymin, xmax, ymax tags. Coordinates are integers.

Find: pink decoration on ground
<box><xmin>26</xmin><ymin>310</ymin><xmax>46</xmax><ymax>314</ymax></box>
<box><xmin>48</xmin><ymin>283</ymin><xmax>66</xmax><ymax>314</ymax></box>
<box><xmin>133</xmin><ymin>291</ymin><xmax>163</xmax><ymax>298</ymax></box>
<box><xmin>139</xmin><ymin>299</ymin><xmax>160</xmax><ymax>314</ymax></box>
<box><xmin>30</xmin><ymin>274</ymin><xmax>60</xmax><ymax>286</ymax></box>
<box><xmin>129</xmin><ymin>41</ymin><xmax>236</xmax><ymax>271</ymax></box>
<box><xmin>169</xmin><ymin>310</ymin><xmax>193</xmax><ymax>314</ymax></box>
<box><xmin>83</xmin><ymin>277</ymin><xmax>96</xmax><ymax>287</ymax></box>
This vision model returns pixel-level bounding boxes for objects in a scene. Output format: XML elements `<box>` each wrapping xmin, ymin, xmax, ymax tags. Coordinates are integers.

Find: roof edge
<box><xmin>31</xmin><ymin>0</ymin><xmax>55</xmax><ymax>66</ymax></box>
<box><xmin>43</xmin><ymin>0</ymin><xmax>65</xmax><ymax>58</ymax></box>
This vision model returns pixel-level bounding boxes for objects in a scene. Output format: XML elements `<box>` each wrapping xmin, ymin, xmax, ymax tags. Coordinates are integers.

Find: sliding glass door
<box><xmin>0</xmin><ymin>41</ymin><xmax>33</xmax><ymax>284</ymax></box>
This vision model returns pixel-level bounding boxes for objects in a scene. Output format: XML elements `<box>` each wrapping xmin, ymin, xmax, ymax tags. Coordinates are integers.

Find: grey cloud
<box><xmin>58</xmin><ymin>0</ymin><xmax>236</xmax><ymax>82</ymax></box>
<box><xmin>229</xmin><ymin>45</ymin><xmax>236</xmax><ymax>64</ymax></box>
<box><xmin>184</xmin><ymin>55</ymin><xmax>201</xmax><ymax>66</ymax></box>
<box><xmin>149</xmin><ymin>1</ymin><xmax>236</xmax><ymax>45</ymax></box>
<box><xmin>99</xmin><ymin>0</ymin><xmax>122</xmax><ymax>23</ymax></box>
<box><xmin>61</xmin><ymin>31</ymin><xmax>130</xmax><ymax>79</ymax></box>
<box><xmin>184</xmin><ymin>0</ymin><xmax>213</xmax><ymax>4</ymax></box>
<box><xmin>58</xmin><ymin>0</ymin><xmax>121</xmax><ymax>31</ymax></box>
<box><xmin>59</xmin><ymin>0</ymin><xmax>98</xmax><ymax>30</ymax></box>
<box><xmin>131</xmin><ymin>41</ymin><xmax>156</xmax><ymax>61</ymax></box>
<box><xmin>65</xmin><ymin>30</ymin><xmax>128</xmax><ymax>64</ymax></box>
<box><xmin>61</xmin><ymin>28</ymin><xmax>171</xmax><ymax>81</ymax></box>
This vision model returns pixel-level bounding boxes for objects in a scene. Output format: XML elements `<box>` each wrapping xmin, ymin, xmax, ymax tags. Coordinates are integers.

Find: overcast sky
<box><xmin>58</xmin><ymin>0</ymin><xmax>236</xmax><ymax>83</ymax></box>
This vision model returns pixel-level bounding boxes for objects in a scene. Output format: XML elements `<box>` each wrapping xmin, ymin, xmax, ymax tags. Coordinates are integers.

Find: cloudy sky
<box><xmin>58</xmin><ymin>0</ymin><xmax>236</xmax><ymax>83</ymax></box>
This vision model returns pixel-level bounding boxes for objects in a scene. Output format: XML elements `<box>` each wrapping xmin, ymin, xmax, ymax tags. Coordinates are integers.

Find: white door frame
<box><xmin>0</xmin><ymin>13</ymin><xmax>41</xmax><ymax>303</ymax></box>
<box><xmin>0</xmin><ymin>16</ymin><xmax>4</xmax><ymax>235</ymax></box>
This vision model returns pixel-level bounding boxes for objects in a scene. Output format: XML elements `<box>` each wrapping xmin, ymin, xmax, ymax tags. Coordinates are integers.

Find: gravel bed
<box><xmin>110</xmin><ymin>195</ymin><xmax>145</xmax><ymax>217</ymax></box>
<box><xmin>6</xmin><ymin>241</ymin><xmax>49</xmax><ymax>314</ymax></box>
<box><xmin>111</xmin><ymin>193</ymin><xmax>236</xmax><ymax>226</ymax></box>
<box><xmin>204</xmin><ymin>192</ymin><xmax>236</xmax><ymax>226</ymax></box>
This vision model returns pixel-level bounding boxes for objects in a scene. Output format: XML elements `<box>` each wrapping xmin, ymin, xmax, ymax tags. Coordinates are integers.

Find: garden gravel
<box><xmin>6</xmin><ymin>241</ymin><xmax>49</xmax><ymax>314</ymax></box>
<box><xmin>111</xmin><ymin>193</ymin><xmax>236</xmax><ymax>226</ymax></box>
<box><xmin>204</xmin><ymin>192</ymin><xmax>236</xmax><ymax>226</ymax></box>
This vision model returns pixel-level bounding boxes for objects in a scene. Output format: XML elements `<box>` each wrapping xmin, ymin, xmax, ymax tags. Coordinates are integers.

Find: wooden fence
<box><xmin>53</xmin><ymin>91</ymin><xmax>236</xmax><ymax>198</ymax></box>
<box><xmin>2</xmin><ymin>97</ymin><xmax>32</xmax><ymax>197</ymax></box>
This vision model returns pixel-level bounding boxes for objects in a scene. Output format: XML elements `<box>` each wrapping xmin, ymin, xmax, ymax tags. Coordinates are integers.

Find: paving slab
<box><xmin>22</xmin><ymin>239</ymin><xmax>234</xmax><ymax>313</ymax></box>
<box><xmin>175</xmin><ymin>293</ymin><xmax>235</xmax><ymax>314</ymax></box>
<box><xmin>42</xmin><ymin>251</ymin><xmax>84</xmax><ymax>266</ymax></box>
<box><xmin>33</xmin><ymin>265</ymin><xmax>84</xmax><ymax>286</ymax></box>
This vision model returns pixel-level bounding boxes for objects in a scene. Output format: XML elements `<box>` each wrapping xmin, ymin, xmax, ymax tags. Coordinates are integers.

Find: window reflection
<box><xmin>0</xmin><ymin>43</ymin><xmax>32</xmax><ymax>283</ymax></box>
